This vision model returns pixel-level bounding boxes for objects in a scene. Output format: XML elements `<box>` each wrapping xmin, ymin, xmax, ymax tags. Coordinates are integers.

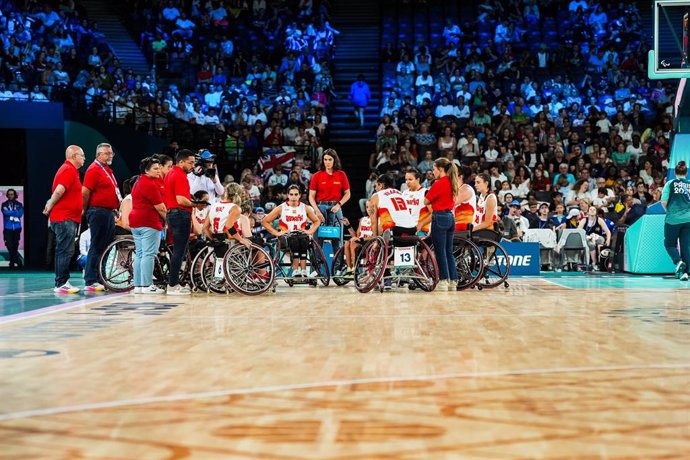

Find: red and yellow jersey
<box><xmin>209</xmin><ymin>201</ymin><xmax>239</xmax><ymax>234</ymax></box>
<box><xmin>454</xmin><ymin>184</ymin><xmax>476</xmax><ymax>231</ymax></box>
<box><xmin>474</xmin><ymin>192</ymin><xmax>498</xmax><ymax>226</ymax></box>
<box><xmin>376</xmin><ymin>188</ymin><xmax>416</xmax><ymax>231</ymax></box>
<box><xmin>357</xmin><ymin>216</ymin><xmax>373</xmax><ymax>239</ymax></box>
<box><xmin>403</xmin><ymin>187</ymin><xmax>430</xmax><ymax>233</ymax></box>
<box><xmin>279</xmin><ymin>202</ymin><xmax>308</xmax><ymax>232</ymax></box>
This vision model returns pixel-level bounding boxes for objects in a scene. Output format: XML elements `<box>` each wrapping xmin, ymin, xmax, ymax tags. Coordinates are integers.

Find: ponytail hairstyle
<box><xmin>434</xmin><ymin>157</ymin><xmax>460</xmax><ymax>197</ymax></box>
<box><xmin>675</xmin><ymin>161</ymin><xmax>688</xmax><ymax>176</ymax></box>
<box><xmin>457</xmin><ymin>164</ymin><xmax>471</xmax><ymax>184</ymax></box>
<box><xmin>224</xmin><ymin>182</ymin><xmax>244</xmax><ymax>204</ymax></box>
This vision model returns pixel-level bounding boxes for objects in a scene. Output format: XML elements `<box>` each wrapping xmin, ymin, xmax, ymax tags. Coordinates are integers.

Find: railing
<box><xmin>0</xmin><ymin>84</ymin><xmax>245</xmax><ymax>163</ymax></box>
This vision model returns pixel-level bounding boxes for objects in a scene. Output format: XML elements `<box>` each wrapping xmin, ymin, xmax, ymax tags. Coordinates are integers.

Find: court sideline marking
<box><xmin>1</xmin><ymin>362</ymin><xmax>688</xmax><ymax>421</ymax></box>
<box><xmin>0</xmin><ymin>293</ymin><xmax>128</xmax><ymax>325</ymax></box>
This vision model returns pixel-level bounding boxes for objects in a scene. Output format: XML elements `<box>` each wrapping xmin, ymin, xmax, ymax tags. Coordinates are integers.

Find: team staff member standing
<box><xmin>662</xmin><ymin>161</ymin><xmax>690</xmax><ymax>281</ymax></box>
<box><xmin>2</xmin><ymin>188</ymin><xmax>24</xmax><ymax>269</ymax></box>
<box><xmin>309</xmin><ymin>149</ymin><xmax>351</xmax><ymax>226</ymax></box>
<box><xmin>82</xmin><ymin>143</ymin><xmax>121</xmax><ymax>291</ymax></box>
<box><xmin>424</xmin><ymin>158</ymin><xmax>460</xmax><ymax>291</ymax></box>
<box><xmin>130</xmin><ymin>157</ymin><xmax>167</xmax><ymax>294</ymax></box>
<box><xmin>43</xmin><ymin>145</ymin><xmax>86</xmax><ymax>294</ymax></box>
<box><xmin>164</xmin><ymin>149</ymin><xmax>195</xmax><ymax>295</ymax></box>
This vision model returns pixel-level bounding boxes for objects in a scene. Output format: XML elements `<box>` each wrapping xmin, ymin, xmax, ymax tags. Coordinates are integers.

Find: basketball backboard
<box><xmin>649</xmin><ymin>0</ymin><xmax>690</xmax><ymax>78</ymax></box>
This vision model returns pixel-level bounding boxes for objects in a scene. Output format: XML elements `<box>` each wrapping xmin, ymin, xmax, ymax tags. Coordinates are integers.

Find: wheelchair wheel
<box><xmin>331</xmin><ymin>246</ymin><xmax>350</xmax><ymax>286</ymax></box>
<box><xmin>200</xmin><ymin>248</ymin><xmax>229</xmax><ymax>294</ymax></box>
<box><xmin>413</xmin><ymin>238</ymin><xmax>439</xmax><ymax>291</ymax></box>
<box><xmin>453</xmin><ymin>237</ymin><xmax>484</xmax><ymax>290</ymax></box>
<box><xmin>165</xmin><ymin>244</ymin><xmax>192</xmax><ymax>286</ymax></box>
<box><xmin>354</xmin><ymin>237</ymin><xmax>388</xmax><ymax>293</ymax></box>
<box><xmin>309</xmin><ymin>240</ymin><xmax>330</xmax><ymax>286</ymax></box>
<box><xmin>475</xmin><ymin>238</ymin><xmax>510</xmax><ymax>289</ymax></box>
<box><xmin>223</xmin><ymin>243</ymin><xmax>276</xmax><ymax>295</ymax></box>
<box><xmin>99</xmin><ymin>237</ymin><xmax>135</xmax><ymax>292</ymax></box>
<box><xmin>189</xmin><ymin>246</ymin><xmax>212</xmax><ymax>292</ymax></box>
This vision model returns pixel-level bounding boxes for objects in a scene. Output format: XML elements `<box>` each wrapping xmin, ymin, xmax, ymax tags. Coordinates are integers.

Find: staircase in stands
<box><xmin>329</xmin><ymin>0</ymin><xmax>381</xmax><ymax>145</ymax></box>
<box><xmin>328</xmin><ymin>0</ymin><xmax>382</xmax><ymax>217</ymax></box>
<box><xmin>80</xmin><ymin>0</ymin><xmax>150</xmax><ymax>76</ymax></box>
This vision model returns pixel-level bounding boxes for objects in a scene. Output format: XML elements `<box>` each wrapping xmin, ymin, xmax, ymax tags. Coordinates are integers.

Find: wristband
<box><xmin>228</xmin><ymin>227</ymin><xmax>238</xmax><ymax>236</ymax></box>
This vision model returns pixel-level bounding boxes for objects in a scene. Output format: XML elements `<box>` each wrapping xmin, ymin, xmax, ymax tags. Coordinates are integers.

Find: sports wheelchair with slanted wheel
<box><xmin>353</xmin><ymin>230</ymin><xmax>438</xmax><ymax>293</ymax></box>
<box><xmin>469</xmin><ymin>229</ymin><xmax>511</xmax><ymax>289</ymax></box>
<box><xmin>99</xmin><ymin>234</ymin><xmax>192</xmax><ymax>292</ymax></box>
<box><xmin>267</xmin><ymin>232</ymin><xmax>330</xmax><ymax>287</ymax></box>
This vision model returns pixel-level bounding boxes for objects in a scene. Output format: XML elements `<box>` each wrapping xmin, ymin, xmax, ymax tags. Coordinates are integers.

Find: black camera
<box><xmin>195</xmin><ymin>150</ymin><xmax>217</xmax><ymax>178</ymax></box>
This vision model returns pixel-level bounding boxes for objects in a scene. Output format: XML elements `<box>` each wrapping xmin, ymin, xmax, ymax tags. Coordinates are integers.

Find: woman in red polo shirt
<box><xmin>129</xmin><ymin>157</ymin><xmax>168</xmax><ymax>295</ymax></box>
<box><xmin>424</xmin><ymin>157</ymin><xmax>460</xmax><ymax>291</ymax></box>
<box><xmin>308</xmin><ymin>148</ymin><xmax>351</xmax><ymax>226</ymax></box>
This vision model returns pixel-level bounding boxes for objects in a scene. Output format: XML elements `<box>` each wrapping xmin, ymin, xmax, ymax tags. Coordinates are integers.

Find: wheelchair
<box><xmin>331</xmin><ymin>234</ymin><xmax>361</xmax><ymax>286</ymax></box>
<box><xmin>99</xmin><ymin>235</ymin><xmax>190</xmax><ymax>292</ymax></box>
<box><xmin>267</xmin><ymin>231</ymin><xmax>330</xmax><ymax>287</ymax></box>
<box><xmin>189</xmin><ymin>238</ymin><xmax>232</xmax><ymax>294</ymax></box>
<box><xmin>451</xmin><ymin>233</ymin><xmax>485</xmax><ymax>290</ymax></box>
<box><xmin>353</xmin><ymin>229</ymin><xmax>438</xmax><ymax>293</ymax></box>
<box><xmin>221</xmin><ymin>241</ymin><xmax>276</xmax><ymax>295</ymax></box>
<box><xmin>470</xmin><ymin>228</ymin><xmax>511</xmax><ymax>289</ymax></box>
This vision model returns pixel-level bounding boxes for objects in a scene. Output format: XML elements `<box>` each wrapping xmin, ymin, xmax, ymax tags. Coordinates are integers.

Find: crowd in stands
<box><xmin>371</xmin><ymin>0</ymin><xmax>675</xmax><ymax>269</ymax></box>
<box><xmin>0</xmin><ymin>0</ymin><xmax>337</xmax><ymax>205</ymax></box>
<box><xmin>0</xmin><ymin>0</ymin><xmax>108</xmax><ymax>102</ymax></box>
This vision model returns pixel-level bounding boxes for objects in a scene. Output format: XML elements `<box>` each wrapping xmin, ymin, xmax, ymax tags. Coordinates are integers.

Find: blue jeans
<box><xmin>132</xmin><ymin>227</ymin><xmax>160</xmax><ymax>287</ymax></box>
<box><xmin>84</xmin><ymin>207</ymin><xmax>115</xmax><ymax>285</ymax></box>
<box><xmin>664</xmin><ymin>221</ymin><xmax>690</xmax><ymax>272</ymax></box>
<box><xmin>430</xmin><ymin>211</ymin><xmax>457</xmax><ymax>281</ymax></box>
<box><xmin>51</xmin><ymin>220</ymin><xmax>78</xmax><ymax>287</ymax></box>
<box><xmin>167</xmin><ymin>210</ymin><xmax>191</xmax><ymax>286</ymax></box>
<box><xmin>318</xmin><ymin>204</ymin><xmax>342</xmax><ymax>253</ymax></box>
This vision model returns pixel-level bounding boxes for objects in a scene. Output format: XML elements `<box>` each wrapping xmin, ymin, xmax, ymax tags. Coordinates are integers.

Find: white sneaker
<box><xmin>167</xmin><ymin>284</ymin><xmax>191</xmax><ymax>295</ymax></box>
<box><xmin>447</xmin><ymin>280</ymin><xmax>458</xmax><ymax>291</ymax></box>
<box><xmin>293</xmin><ymin>268</ymin><xmax>302</xmax><ymax>278</ymax></box>
<box><xmin>54</xmin><ymin>282</ymin><xmax>80</xmax><ymax>294</ymax></box>
<box><xmin>436</xmin><ymin>280</ymin><xmax>448</xmax><ymax>291</ymax></box>
<box><xmin>681</xmin><ymin>273</ymin><xmax>689</xmax><ymax>281</ymax></box>
<box><xmin>142</xmin><ymin>284</ymin><xmax>165</xmax><ymax>295</ymax></box>
<box><xmin>307</xmin><ymin>270</ymin><xmax>318</xmax><ymax>279</ymax></box>
<box><xmin>132</xmin><ymin>286</ymin><xmax>143</xmax><ymax>294</ymax></box>
<box><xmin>85</xmin><ymin>282</ymin><xmax>106</xmax><ymax>292</ymax></box>
<box><xmin>676</xmin><ymin>261</ymin><xmax>687</xmax><ymax>279</ymax></box>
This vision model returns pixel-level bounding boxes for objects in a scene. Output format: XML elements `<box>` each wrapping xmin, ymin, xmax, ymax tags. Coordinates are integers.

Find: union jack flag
<box><xmin>257</xmin><ymin>147</ymin><xmax>296</xmax><ymax>173</ymax></box>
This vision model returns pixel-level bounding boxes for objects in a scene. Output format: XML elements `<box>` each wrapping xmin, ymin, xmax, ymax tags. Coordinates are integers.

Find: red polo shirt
<box><xmin>50</xmin><ymin>160</ymin><xmax>82</xmax><ymax>223</ymax></box>
<box><xmin>309</xmin><ymin>170</ymin><xmax>350</xmax><ymax>202</ymax></box>
<box><xmin>164</xmin><ymin>165</ymin><xmax>191</xmax><ymax>212</ymax></box>
<box><xmin>83</xmin><ymin>161</ymin><xmax>120</xmax><ymax>210</ymax></box>
<box><xmin>129</xmin><ymin>174</ymin><xmax>164</xmax><ymax>230</ymax></box>
<box><xmin>426</xmin><ymin>176</ymin><xmax>454</xmax><ymax>211</ymax></box>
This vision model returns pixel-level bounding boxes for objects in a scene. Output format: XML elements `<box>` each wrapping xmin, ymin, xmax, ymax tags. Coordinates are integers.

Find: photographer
<box><xmin>187</xmin><ymin>150</ymin><xmax>224</xmax><ymax>203</ymax></box>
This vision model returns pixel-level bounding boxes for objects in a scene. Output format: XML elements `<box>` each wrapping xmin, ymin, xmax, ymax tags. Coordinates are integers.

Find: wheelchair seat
<box><xmin>391</xmin><ymin>235</ymin><xmax>419</xmax><ymax>247</ymax></box>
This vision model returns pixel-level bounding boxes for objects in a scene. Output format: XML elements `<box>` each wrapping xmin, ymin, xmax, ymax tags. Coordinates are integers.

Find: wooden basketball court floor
<box><xmin>0</xmin><ymin>272</ymin><xmax>688</xmax><ymax>459</ymax></box>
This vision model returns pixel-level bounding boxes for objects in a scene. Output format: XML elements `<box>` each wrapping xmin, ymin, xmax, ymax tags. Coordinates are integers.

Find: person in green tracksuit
<box><xmin>661</xmin><ymin>161</ymin><xmax>690</xmax><ymax>281</ymax></box>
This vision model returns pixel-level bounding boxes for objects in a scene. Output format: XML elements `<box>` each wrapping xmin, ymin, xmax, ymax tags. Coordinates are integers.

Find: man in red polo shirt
<box><xmin>82</xmin><ymin>143</ymin><xmax>121</xmax><ymax>291</ymax></box>
<box><xmin>43</xmin><ymin>145</ymin><xmax>86</xmax><ymax>294</ymax></box>
<box><xmin>164</xmin><ymin>149</ymin><xmax>195</xmax><ymax>295</ymax></box>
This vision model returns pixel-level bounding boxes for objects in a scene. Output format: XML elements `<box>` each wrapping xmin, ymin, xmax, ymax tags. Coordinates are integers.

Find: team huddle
<box><xmin>45</xmin><ymin>144</ymin><xmax>503</xmax><ymax>295</ymax></box>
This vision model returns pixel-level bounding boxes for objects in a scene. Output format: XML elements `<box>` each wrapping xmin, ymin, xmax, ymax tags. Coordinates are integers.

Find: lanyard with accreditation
<box><xmin>95</xmin><ymin>160</ymin><xmax>123</xmax><ymax>204</ymax></box>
